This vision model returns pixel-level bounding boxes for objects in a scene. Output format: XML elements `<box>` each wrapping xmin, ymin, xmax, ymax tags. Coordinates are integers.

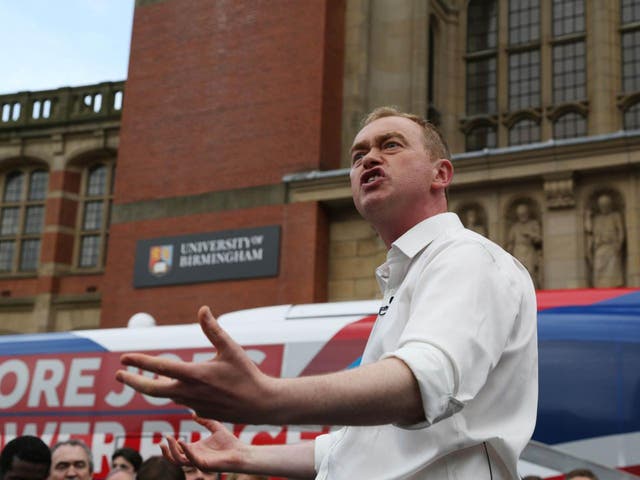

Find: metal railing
<box><xmin>0</xmin><ymin>81</ymin><xmax>125</xmax><ymax>130</ymax></box>
<box><xmin>522</xmin><ymin>440</ymin><xmax>639</xmax><ymax>480</ymax></box>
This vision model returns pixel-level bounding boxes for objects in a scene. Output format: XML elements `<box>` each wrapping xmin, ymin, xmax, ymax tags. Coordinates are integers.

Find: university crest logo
<box><xmin>148</xmin><ymin>245</ymin><xmax>173</xmax><ymax>276</ymax></box>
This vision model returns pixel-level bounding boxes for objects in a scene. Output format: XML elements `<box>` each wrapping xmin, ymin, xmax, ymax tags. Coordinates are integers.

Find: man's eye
<box><xmin>383</xmin><ymin>141</ymin><xmax>399</xmax><ymax>149</ymax></box>
<box><xmin>352</xmin><ymin>152</ymin><xmax>364</xmax><ymax>163</ymax></box>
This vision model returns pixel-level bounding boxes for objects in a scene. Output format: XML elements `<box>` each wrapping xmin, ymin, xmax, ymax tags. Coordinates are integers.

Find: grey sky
<box><xmin>0</xmin><ymin>0</ymin><xmax>135</xmax><ymax>95</ymax></box>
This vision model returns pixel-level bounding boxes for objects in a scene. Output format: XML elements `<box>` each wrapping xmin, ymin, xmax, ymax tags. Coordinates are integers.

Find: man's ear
<box><xmin>432</xmin><ymin>159</ymin><xmax>454</xmax><ymax>190</ymax></box>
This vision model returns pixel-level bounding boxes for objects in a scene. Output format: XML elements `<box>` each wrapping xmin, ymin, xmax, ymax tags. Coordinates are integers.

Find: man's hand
<box><xmin>116</xmin><ymin>306</ymin><xmax>277</xmax><ymax>423</ymax></box>
<box><xmin>162</xmin><ymin>416</ymin><xmax>317</xmax><ymax>479</ymax></box>
<box><xmin>162</xmin><ymin>416</ymin><xmax>246</xmax><ymax>472</ymax></box>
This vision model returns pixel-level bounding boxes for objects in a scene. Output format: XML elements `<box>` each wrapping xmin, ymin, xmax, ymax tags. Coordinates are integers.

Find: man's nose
<box><xmin>362</xmin><ymin>148</ymin><xmax>382</xmax><ymax>168</ymax></box>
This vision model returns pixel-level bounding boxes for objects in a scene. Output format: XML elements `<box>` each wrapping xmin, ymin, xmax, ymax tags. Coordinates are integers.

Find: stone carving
<box><xmin>585</xmin><ymin>192</ymin><xmax>625</xmax><ymax>287</ymax></box>
<box><xmin>506</xmin><ymin>202</ymin><xmax>542</xmax><ymax>287</ymax></box>
<box><xmin>459</xmin><ymin>204</ymin><xmax>488</xmax><ymax>236</ymax></box>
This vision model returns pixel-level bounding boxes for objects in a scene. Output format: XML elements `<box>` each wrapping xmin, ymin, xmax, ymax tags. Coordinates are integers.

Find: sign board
<box><xmin>133</xmin><ymin>225</ymin><xmax>280</xmax><ymax>287</ymax></box>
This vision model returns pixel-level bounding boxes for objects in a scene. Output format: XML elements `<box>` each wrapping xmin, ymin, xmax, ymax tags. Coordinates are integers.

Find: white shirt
<box><xmin>314</xmin><ymin>213</ymin><xmax>538</xmax><ymax>480</ymax></box>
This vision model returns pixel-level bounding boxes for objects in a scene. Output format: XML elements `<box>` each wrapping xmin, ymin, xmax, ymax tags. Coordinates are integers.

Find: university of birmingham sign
<box><xmin>133</xmin><ymin>225</ymin><xmax>280</xmax><ymax>288</ymax></box>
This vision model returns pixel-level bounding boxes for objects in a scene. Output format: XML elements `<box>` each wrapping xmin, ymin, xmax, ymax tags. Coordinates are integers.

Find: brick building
<box><xmin>1</xmin><ymin>0</ymin><xmax>639</xmax><ymax>333</ymax></box>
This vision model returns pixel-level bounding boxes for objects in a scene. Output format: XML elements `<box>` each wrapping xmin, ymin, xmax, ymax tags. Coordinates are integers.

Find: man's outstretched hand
<box><xmin>116</xmin><ymin>306</ymin><xmax>277</xmax><ymax>423</ymax></box>
<box><xmin>162</xmin><ymin>416</ymin><xmax>245</xmax><ymax>473</ymax></box>
<box><xmin>162</xmin><ymin>415</ymin><xmax>317</xmax><ymax>479</ymax></box>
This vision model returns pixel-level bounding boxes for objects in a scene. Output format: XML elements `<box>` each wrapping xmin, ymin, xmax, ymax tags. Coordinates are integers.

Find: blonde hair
<box><xmin>362</xmin><ymin>106</ymin><xmax>451</xmax><ymax>161</ymax></box>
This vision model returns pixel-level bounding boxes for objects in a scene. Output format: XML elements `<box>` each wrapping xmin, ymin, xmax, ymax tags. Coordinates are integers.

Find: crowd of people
<box><xmin>0</xmin><ymin>435</ymin><xmax>269</xmax><ymax>480</ymax></box>
<box><xmin>0</xmin><ymin>434</ymin><xmax>605</xmax><ymax>479</ymax></box>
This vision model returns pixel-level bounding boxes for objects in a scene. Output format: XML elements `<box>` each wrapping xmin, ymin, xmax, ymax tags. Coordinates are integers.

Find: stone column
<box><xmin>542</xmin><ymin>175</ymin><xmax>586</xmax><ymax>288</ymax></box>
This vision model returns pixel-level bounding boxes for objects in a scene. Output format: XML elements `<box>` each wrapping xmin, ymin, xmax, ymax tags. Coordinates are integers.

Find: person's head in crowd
<box><xmin>105</xmin><ymin>469</ymin><xmax>135</xmax><ymax>480</ymax></box>
<box><xmin>566</xmin><ymin>468</ymin><xmax>598</xmax><ymax>480</ymax></box>
<box><xmin>49</xmin><ymin>439</ymin><xmax>93</xmax><ymax>480</ymax></box>
<box><xmin>182</xmin><ymin>465</ymin><xmax>219</xmax><ymax>480</ymax></box>
<box><xmin>0</xmin><ymin>435</ymin><xmax>51</xmax><ymax>480</ymax></box>
<box><xmin>137</xmin><ymin>456</ymin><xmax>185</xmax><ymax>480</ymax></box>
<box><xmin>110</xmin><ymin>447</ymin><xmax>142</xmax><ymax>473</ymax></box>
<box><xmin>226</xmin><ymin>474</ymin><xmax>268</xmax><ymax>480</ymax></box>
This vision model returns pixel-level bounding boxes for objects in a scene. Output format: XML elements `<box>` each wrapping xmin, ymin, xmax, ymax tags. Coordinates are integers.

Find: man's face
<box><xmin>3</xmin><ymin>457</ymin><xmax>50</xmax><ymax>480</ymax></box>
<box><xmin>349</xmin><ymin>116</ymin><xmax>440</xmax><ymax>224</ymax></box>
<box><xmin>49</xmin><ymin>445</ymin><xmax>92</xmax><ymax>480</ymax></box>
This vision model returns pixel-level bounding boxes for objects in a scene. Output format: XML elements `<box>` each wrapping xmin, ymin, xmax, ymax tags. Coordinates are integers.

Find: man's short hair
<box><xmin>362</xmin><ymin>106</ymin><xmax>451</xmax><ymax>161</ymax></box>
<box><xmin>566</xmin><ymin>468</ymin><xmax>598</xmax><ymax>479</ymax></box>
<box><xmin>111</xmin><ymin>447</ymin><xmax>143</xmax><ymax>471</ymax></box>
<box><xmin>50</xmin><ymin>439</ymin><xmax>93</xmax><ymax>473</ymax></box>
<box><xmin>0</xmin><ymin>435</ymin><xmax>51</xmax><ymax>477</ymax></box>
<box><xmin>137</xmin><ymin>456</ymin><xmax>185</xmax><ymax>480</ymax></box>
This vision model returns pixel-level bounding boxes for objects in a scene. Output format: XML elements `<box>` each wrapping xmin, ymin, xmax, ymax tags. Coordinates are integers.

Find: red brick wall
<box><xmin>115</xmin><ymin>0</ymin><xmax>345</xmax><ymax>204</ymax></box>
<box><xmin>100</xmin><ymin>202</ymin><xmax>328</xmax><ymax>328</ymax></box>
<box><xmin>99</xmin><ymin>0</ymin><xmax>343</xmax><ymax>327</ymax></box>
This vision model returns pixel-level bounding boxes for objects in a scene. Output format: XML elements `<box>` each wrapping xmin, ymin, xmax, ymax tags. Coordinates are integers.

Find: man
<box><xmin>105</xmin><ymin>470</ymin><xmax>134</xmax><ymax>480</ymax></box>
<box><xmin>182</xmin><ymin>465</ymin><xmax>219</xmax><ymax>480</ymax></box>
<box><xmin>117</xmin><ymin>107</ymin><xmax>538</xmax><ymax>479</ymax></box>
<box><xmin>49</xmin><ymin>440</ymin><xmax>93</xmax><ymax>480</ymax></box>
<box><xmin>137</xmin><ymin>456</ymin><xmax>185</xmax><ymax>480</ymax></box>
<box><xmin>566</xmin><ymin>469</ymin><xmax>598</xmax><ymax>480</ymax></box>
<box><xmin>0</xmin><ymin>436</ymin><xmax>50</xmax><ymax>480</ymax></box>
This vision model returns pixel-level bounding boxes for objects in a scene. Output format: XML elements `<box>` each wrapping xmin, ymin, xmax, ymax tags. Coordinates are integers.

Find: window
<box><xmin>624</xmin><ymin>101</ymin><xmax>640</xmax><ymax>129</ymax></box>
<box><xmin>509</xmin><ymin>0</ymin><xmax>540</xmax><ymax>45</ymax></box>
<box><xmin>552</xmin><ymin>0</ymin><xmax>585</xmax><ymax>37</ymax></box>
<box><xmin>76</xmin><ymin>164</ymin><xmax>114</xmax><ymax>268</ymax></box>
<box><xmin>0</xmin><ymin>169</ymin><xmax>48</xmax><ymax>273</ymax></box>
<box><xmin>509</xmin><ymin>50</ymin><xmax>541</xmax><ymax>110</ymax></box>
<box><xmin>553</xmin><ymin>111</ymin><xmax>587</xmax><ymax>139</ymax></box>
<box><xmin>467</xmin><ymin>0</ymin><xmax>498</xmax><ymax>52</ymax></box>
<box><xmin>466</xmin><ymin>124</ymin><xmax>497</xmax><ymax>151</ymax></box>
<box><xmin>467</xmin><ymin>57</ymin><xmax>498</xmax><ymax>115</ymax></box>
<box><xmin>466</xmin><ymin>0</ymin><xmax>498</xmax><ymax>118</ymax></box>
<box><xmin>510</xmin><ymin>118</ymin><xmax>541</xmax><ymax>145</ymax></box>
<box><xmin>552</xmin><ymin>41</ymin><xmax>586</xmax><ymax>103</ymax></box>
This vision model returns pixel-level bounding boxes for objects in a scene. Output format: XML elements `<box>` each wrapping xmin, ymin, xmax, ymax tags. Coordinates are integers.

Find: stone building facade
<box><xmin>1</xmin><ymin>0</ymin><xmax>639</xmax><ymax>333</ymax></box>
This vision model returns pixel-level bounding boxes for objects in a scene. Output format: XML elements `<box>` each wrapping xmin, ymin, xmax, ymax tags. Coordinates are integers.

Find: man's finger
<box><xmin>197</xmin><ymin>306</ymin><xmax>239</xmax><ymax>356</ymax></box>
<box><xmin>115</xmin><ymin>368</ymin><xmax>179</xmax><ymax>397</ymax></box>
<box><xmin>193</xmin><ymin>415</ymin><xmax>220</xmax><ymax>432</ymax></box>
<box><xmin>119</xmin><ymin>353</ymin><xmax>198</xmax><ymax>382</ymax></box>
<box><xmin>163</xmin><ymin>436</ymin><xmax>188</xmax><ymax>465</ymax></box>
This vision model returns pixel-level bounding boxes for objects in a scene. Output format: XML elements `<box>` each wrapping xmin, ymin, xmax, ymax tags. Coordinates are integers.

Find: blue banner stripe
<box><xmin>0</xmin><ymin>333</ymin><xmax>106</xmax><ymax>355</ymax></box>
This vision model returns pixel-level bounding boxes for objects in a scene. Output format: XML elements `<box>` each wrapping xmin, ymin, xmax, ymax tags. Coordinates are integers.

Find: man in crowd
<box><xmin>117</xmin><ymin>107</ymin><xmax>538</xmax><ymax>479</ymax></box>
<box><xmin>0</xmin><ymin>436</ymin><xmax>50</xmax><ymax>480</ymax></box>
<box><xmin>566</xmin><ymin>469</ymin><xmax>598</xmax><ymax>480</ymax></box>
<box><xmin>49</xmin><ymin>440</ymin><xmax>93</xmax><ymax>480</ymax></box>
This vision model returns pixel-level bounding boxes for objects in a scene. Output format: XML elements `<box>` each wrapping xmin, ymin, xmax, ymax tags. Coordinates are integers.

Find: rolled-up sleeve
<box><xmin>384</xmin><ymin>342</ymin><xmax>460</xmax><ymax>428</ymax></box>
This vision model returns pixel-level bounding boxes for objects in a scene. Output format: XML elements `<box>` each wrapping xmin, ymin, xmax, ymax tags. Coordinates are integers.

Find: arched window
<box><xmin>624</xmin><ymin>101</ymin><xmax>640</xmax><ymax>130</ymax></box>
<box><xmin>76</xmin><ymin>164</ymin><xmax>114</xmax><ymax>268</ymax></box>
<box><xmin>509</xmin><ymin>118</ymin><xmax>541</xmax><ymax>146</ymax></box>
<box><xmin>466</xmin><ymin>124</ymin><xmax>497</xmax><ymax>151</ymax></box>
<box><xmin>553</xmin><ymin>111</ymin><xmax>587</xmax><ymax>139</ymax></box>
<box><xmin>0</xmin><ymin>169</ymin><xmax>48</xmax><ymax>272</ymax></box>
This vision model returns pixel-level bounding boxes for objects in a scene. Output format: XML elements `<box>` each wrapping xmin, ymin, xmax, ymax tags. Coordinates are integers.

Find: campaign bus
<box><xmin>0</xmin><ymin>288</ymin><xmax>639</xmax><ymax>478</ymax></box>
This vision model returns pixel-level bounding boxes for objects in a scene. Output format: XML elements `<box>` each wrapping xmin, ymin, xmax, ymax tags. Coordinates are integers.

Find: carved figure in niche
<box><xmin>506</xmin><ymin>202</ymin><xmax>542</xmax><ymax>287</ymax></box>
<box><xmin>585</xmin><ymin>193</ymin><xmax>625</xmax><ymax>287</ymax></box>
<box><xmin>460</xmin><ymin>205</ymin><xmax>488</xmax><ymax>236</ymax></box>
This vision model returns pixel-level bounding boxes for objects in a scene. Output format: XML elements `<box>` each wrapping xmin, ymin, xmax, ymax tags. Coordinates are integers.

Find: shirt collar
<box><xmin>391</xmin><ymin>212</ymin><xmax>463</xmax><ymax>259</ymax></box>
<box><xmin>375</xmin><ymin>212</ymin><xmax>463</xmax><ymax>293</ymax></box>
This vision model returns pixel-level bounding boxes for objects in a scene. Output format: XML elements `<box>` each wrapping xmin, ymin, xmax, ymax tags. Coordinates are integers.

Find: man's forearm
<box><xmin>266</xmin><ymin>357</ymin><xmax>424</xmax><ymax>427</ymax></box>
<box><xmin>242</xmin><ymin>441</ymin><xmax>316</xmax><ymax>479</ymax></box>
